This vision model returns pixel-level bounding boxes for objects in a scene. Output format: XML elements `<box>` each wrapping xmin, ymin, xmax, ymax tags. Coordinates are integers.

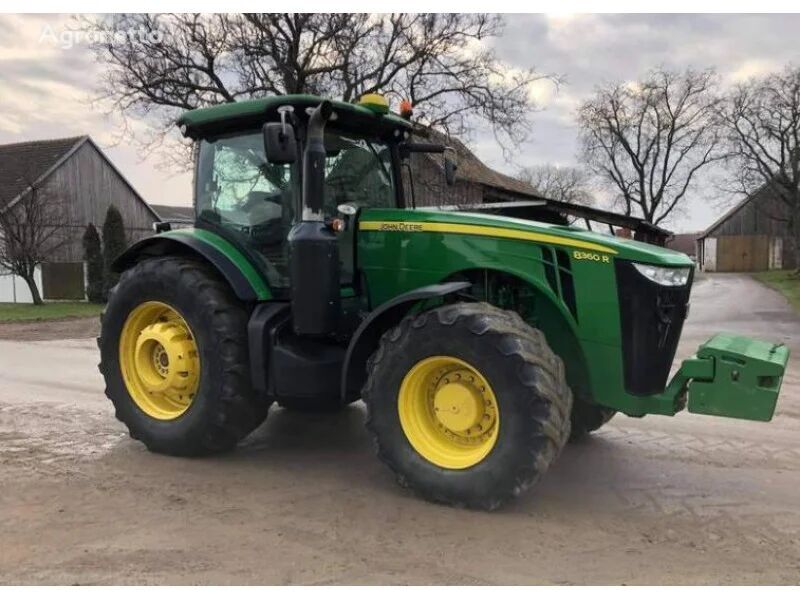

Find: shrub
<box><xmin>102</xmin><ymin>205</ymin><xmax>127</xmax><ymax>296</ymax></box>
<box><xmin>82</xmin><ymin>223</ymin><xmax>105</xmax><ymax>303</ymax></box>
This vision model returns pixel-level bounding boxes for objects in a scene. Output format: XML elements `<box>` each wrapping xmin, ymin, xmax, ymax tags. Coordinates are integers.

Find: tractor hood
<box><xmin>360</xmin><ymin>208</ymin><xmax>693</xmax><ymax>267</ymax></box>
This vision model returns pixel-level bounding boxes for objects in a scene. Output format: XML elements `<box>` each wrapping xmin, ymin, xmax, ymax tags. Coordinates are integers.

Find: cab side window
<box><xmin>196</xmin><ymin>131</ymin><xmax>295</xmax><ymax>288</ymax></box>
<box><xmin>323</xmin><ymin>132</ymin><xmax>396</xmax><ymax>216</ymax></box>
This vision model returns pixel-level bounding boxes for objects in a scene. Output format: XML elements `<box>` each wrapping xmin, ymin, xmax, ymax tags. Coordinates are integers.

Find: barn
<box><xmin>697</xmin><ymin>184</ymin><xmax>794</xmax><ymax>272</ymax></box>
<box><xmin>0</xmin><ymin>135</ymin><xmax>159</xmax><ymax>302</ymax></box>
<box><xmin>666</xmin><ymin>232</ymin><xmax>701</xmax><ymax>261</ymax></box>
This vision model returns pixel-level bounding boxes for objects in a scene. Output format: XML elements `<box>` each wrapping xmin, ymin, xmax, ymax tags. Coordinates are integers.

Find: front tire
<box><xmin>99</xmin><ymin>257</ymin><xmax>269</xmax><ymax>456</ymax></box>
<box><xmin>569</xmin><ymin>402</ymin><xmax>616</xmax><ymax>441</ymax></box>
<box><xmin>364</xmin><ymin>302</ymin><xmax>572</xmax><ymax>510</ymax></box>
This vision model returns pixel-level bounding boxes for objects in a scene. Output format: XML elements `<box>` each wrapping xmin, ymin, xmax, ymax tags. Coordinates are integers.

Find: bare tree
<box><xmin>517</xmin><ymin>164</ymin><xmax>594</xmax><ymax>205</ymax></box>
<box><xmin>0</xmin><ymin>179</ymin><xmax>69</xmax><ymax>305</ymax></box>
<box><xmin>578</xmin><ymin>68</ymin><xmax>724</xmax><ymax>225</ymax></box>
<box><xmin>81</xmin><ymin>13</ymin><xmax>551</xmax><ymax>165</ymax></box>
<box><xmin>721</xmin><ymin>64</ymin><xmax>800</xmax><ymax>269</ymax></box>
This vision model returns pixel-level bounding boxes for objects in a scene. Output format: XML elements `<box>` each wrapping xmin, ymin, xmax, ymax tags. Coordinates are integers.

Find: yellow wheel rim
<box><xmin>119</xmin><ymin>301</ymin><xmax>200</xmax><ymax>420</ymax></box>
<box><xmin>398</xmin><ymin>356</ymin><xmax>499</xmax><ymax>469</ymax></box>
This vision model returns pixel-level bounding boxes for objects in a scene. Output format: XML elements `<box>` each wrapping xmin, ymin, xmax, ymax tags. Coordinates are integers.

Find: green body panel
<box><xmin>164</xmin><ymin>228</ymin><xmax>272</xmax><ymax>300</ymax></box>
<box><xmin>356</xmin><ymin>207</ymin><xmax>701</xmax><ymax>417</ymax></box>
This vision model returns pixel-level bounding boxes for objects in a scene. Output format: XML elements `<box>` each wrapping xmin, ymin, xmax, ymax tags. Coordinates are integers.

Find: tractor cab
<box><xmin>187</xmin><ymin>95</ymin><xmax>412</xmax><ymax>294</ymax></box>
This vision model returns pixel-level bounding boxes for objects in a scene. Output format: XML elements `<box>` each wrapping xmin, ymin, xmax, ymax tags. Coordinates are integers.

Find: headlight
<box><xmin>632</xmin><ymin>263</ymin><xmax>691</xmax><ymax>287</ymax></box>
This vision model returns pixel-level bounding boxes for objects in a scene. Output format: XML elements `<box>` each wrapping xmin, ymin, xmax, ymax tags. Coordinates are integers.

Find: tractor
<box><xmin>99</xmin><ymin>94</ymin><xmax>789</xmax><ymax>509</ymax></box>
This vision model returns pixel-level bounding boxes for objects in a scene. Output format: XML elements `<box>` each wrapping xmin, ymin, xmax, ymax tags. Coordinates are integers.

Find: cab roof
<box><xmin>177</xmin><ymin>94</ymin><xmax>413</xmax><ymax>140</ymax></box>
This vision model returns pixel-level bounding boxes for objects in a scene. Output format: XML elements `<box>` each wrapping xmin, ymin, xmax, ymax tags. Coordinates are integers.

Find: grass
<box><xmin>752</xmin><ymin>270</ymin><xmax>800</xmax><ymax>313</ymax></box>
<box><xmin>0</xmin><ymin>302</ymin><xmax>104</xmax><ymax>323</ymax></box>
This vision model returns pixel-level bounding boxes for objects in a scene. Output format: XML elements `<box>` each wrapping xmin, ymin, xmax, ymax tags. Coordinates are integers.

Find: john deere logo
<box><xmin>379</xmin><ymin>222</ymin><xmax>424</xmax><ymax>232</ymax></box>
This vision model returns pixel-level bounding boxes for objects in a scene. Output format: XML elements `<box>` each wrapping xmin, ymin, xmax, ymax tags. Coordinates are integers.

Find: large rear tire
<box><xmin>364</xmin><ymin>302</ymin><xmax>572</xmax><ymax>510</ymax></box>
<box><xmin>99</xmin><ymin>257</ymin><xmax>269</xmax><ymax>456</ymax></box>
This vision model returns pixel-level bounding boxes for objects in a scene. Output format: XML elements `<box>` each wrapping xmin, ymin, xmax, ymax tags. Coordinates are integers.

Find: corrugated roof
<box><xmin>0</xmin><ymin>136</ymin><xmax>87</xmax><ymax>209</ymax></box>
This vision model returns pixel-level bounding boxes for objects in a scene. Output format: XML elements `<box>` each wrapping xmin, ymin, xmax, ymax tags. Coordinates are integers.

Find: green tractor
<box><xmin>99</xmin><ymin>94</ymin><xmax>789</xmax><ymax>509</ymax></box>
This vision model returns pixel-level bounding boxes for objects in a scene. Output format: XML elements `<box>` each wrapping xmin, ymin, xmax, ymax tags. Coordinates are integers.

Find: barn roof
<box><xmin>419</xmin><ymin>128</ymin><xmax>540</xmax><ymax>198</ymax></box>
<box><xmin>697</xmin><ymin>183</ymin><xmax>783</xmax><ymax>240</ymax></box>
<box><xmin>0</xmin><ymin>135</ymin><xmax>160</xmax><ymax>222</ymax></box>
<box><xmin>150</xmin><ymin>204</ymin><xmax>194</xmax><ymax>221</ymax></box>
<box><xmin>697</xmin><ymin>191</ymin><xmax>754</xmax><ymax>240</ymax></box>
<box><xmin>0</xmin><ymin>136</ymin><xmax>87</xmax><ymax>209</ymax></box>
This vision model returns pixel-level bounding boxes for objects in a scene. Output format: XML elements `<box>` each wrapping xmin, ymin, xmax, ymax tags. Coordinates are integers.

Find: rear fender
<box><xmin>113</xmin><ymin>228</ymin><xmax>272</xmax><ymax>302</ymax></box>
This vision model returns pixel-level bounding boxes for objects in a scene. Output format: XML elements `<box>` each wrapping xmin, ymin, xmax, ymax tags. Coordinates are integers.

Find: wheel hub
<box><xmin>134</xmin><ymin>321</ymin><xmax>198</xmax><ymax>395</ymax></box>
<box><xmin>434</xmin><ymin>381</ymin><xmax>482</xmax><ymax>432</ymax></box>
<box><xmin>398</xmin><ymin>356</ymin><xmax>500</xmax><ymax>469</ymax></box>
<box><xmin>119</xmin><ymin>301</ymin><xmax>200</xmax><ymax>420</ymax></box>
<box><xmin>431</xmin><ymin>367</ymin><xmax>496</xmax><ymax>440</ymax></box>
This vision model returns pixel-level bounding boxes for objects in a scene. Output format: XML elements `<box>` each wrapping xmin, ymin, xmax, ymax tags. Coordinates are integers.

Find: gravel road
<box><xmin>1</xmin><ymin>273</ymin><xmax>798</xmax><ymax>584</ymax></box>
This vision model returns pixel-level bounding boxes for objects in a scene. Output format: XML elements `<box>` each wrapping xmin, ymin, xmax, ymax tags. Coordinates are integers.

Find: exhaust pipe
<box><xmin>288</xmin><ymin>101</ymin><xmax>341</xmax><ymax>336</ymax></box>
<box><xmin>301</xmin><ymin>100</ymin><xmax>333</xmax><ymax>221</ymax></box>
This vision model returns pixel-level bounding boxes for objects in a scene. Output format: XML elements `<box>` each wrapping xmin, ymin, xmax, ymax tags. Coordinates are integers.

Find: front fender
<box><xmin>113</xmin><ymin>228</ymin><xmax>272</xmax><ymax>302</ymax></box>
<box><xmin>340</xmin><ymin>281</ymin><xmax>472</xmax><ymax>403</ymax></box>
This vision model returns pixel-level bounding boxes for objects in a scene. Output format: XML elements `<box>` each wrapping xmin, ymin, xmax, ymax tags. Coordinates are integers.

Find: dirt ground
<box><xmin>0</xmin><ymin>316</ymin><xmax>99</xmax><ymax>342</ymax></box>
<box><xmin>1</xmin><ymin>273</ymin><xmax>799</xmax><ymax>584</ymax></box>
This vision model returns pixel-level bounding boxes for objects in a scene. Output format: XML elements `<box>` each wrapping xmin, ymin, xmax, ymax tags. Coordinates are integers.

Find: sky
<box><xmin>1</xmin><ymin>13</ymin><xmax>799</xmax><ymax>233</ymax></box>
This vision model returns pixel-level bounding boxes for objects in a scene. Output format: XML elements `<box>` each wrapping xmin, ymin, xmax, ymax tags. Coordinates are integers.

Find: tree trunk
<box><xmin>793</xmin><ymin>210</ymin><xmax>800</xmax><ymax>275</ymax></box>
<box><xmin>22</xmin><ymin>272</ymin><xmax>43</xmax><ymax>305</ymax></box>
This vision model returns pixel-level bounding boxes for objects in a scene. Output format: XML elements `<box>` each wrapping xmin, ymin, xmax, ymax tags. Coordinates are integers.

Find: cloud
<box><xmin>484</xmin><ymin>13</ymin><xmax>800</xmax><ymax>231</ymax></box>
<box><xmin>1</xmin><ymin>13</ymin><xmax>800</xmax><ymax>230</ymax></box>
<box><xmin>0</xmin><ymin>13</ymin><xmax>192</xmax><ymax>207</ymax></box>
<box><xmin>728</xmin><ymin>59</ymin><xmax>780</xmax><ymax>83</ymax></box>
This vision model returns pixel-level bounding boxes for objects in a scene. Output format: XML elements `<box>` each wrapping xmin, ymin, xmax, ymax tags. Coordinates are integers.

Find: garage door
<box><xmin>41</xmin><ymin>262</ymin><xmax>85</xmax><ymax>300</ymax></box>
<box><xmin>716</xmin><ymin>235</ymin><xmax>769</xmax><ymax>272</ymax></box>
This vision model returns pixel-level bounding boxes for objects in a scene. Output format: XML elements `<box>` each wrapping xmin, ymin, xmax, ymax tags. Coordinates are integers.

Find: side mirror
<box><xmin>263</xmin><ymin>122</ymin><xmax>297</xmax><ymax>165</ymax></box>
<box><xmin>399</xmin><ymin>141</ymin><xmax>447</xmax><ymax>158</ymax></box>
<box><xmin>444</xmin><ymin>157</ymin><xmax>457</xmax><ymax>186</ymax></box>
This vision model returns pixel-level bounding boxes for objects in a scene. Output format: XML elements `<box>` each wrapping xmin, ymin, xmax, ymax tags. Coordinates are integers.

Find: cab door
<box><xmin>321</xmin><ymin>131</ymin><xmax>399</xmax><ymax>289</ymax></box>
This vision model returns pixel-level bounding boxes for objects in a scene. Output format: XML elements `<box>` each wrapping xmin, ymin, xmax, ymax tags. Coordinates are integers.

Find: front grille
<box><xmin>540</xmin><ymin>246</ymin><xmax>578</xmax><ymax>322</ymax></box>
<box><xmin>615</xmin><ymin>260</ymin><xmax>692</xmax><ymax>396</ymax></box>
